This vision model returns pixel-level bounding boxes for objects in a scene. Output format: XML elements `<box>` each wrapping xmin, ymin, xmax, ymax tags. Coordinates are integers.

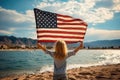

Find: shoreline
<box><xmin>0</xmin><ymin>64</ymin><xmax>120</xmax><ymax>80</ymax></box>
<box><xmin>0</xmin><ymin>48</ymin><xmax>120</xmax><ymax>51</ymax></box>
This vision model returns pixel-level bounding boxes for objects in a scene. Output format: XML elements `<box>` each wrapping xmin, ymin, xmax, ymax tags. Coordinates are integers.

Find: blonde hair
<box><xmin>54</xmin><ymin>40</ymin><xmax>67</xmax><ymax>60</ymax></box>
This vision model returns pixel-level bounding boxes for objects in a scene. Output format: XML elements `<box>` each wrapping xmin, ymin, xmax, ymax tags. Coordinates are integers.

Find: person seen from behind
<box><xmin>38</xmin><ymin>40</ymin><xmax>83</xmax><ymax>80</ymax></box>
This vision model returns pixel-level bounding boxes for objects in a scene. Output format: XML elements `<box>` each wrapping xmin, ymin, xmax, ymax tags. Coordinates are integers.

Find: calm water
<box><xmin>0</xmin><ymin>49</ymin><xmax>120</xmax><ymax>77</ymax></box>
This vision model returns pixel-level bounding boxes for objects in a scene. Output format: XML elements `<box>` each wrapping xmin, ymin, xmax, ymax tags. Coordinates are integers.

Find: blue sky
<box><xmin>0</xmin><ymin>0</ymin><xmax>120</xmax><ymax>42</ymax></box>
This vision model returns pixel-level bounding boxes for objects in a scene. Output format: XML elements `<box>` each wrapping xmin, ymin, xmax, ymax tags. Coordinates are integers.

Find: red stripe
<box><xmin>57</xmin><ymin>18</ymin><xmax>83</xmax><ymax>22</ymax></box>
<box><xmin>37</xmin><ymin>30</ymin><xmax>85</xmax><ymax>35</ymax></box>
<box><xmin>57</xmin><ymin>14</ymin><xmax>83</xmax><ymax>21</ymax></box>
<box><xmin>58</xmin><ymin>27</ymin><xmax>87</xmax><ymax>30</ymax></box>
<box><xmin>37</xmin><ymin>40</ymin><xmax>82</xmax><ymax>43</ymax></box>
<box><xmin>37</xmin><ymin>35</ymin><xmax>84</xmax><ymax>39</ymax></box>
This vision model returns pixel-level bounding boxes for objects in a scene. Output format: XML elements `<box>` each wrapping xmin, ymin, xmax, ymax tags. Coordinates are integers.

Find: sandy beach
<box><xmin>0</xmin><ymin>64</ymin><xmax>120</xmax><ymax>80</ymax></box>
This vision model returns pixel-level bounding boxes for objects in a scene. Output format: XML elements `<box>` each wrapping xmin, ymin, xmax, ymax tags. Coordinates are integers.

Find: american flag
<box><xmin>34</xmin><ymin>8</ymin><xmax>87</xmax><ymax>43</ymax></box>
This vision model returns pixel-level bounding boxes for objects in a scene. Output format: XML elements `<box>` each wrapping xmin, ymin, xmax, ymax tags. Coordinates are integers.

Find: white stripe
<box><xmin>37</xmin><ymin>33</ymin><xmax>84</xmax><ymax>37</ymax></box>
<box><xmin>38</xmin><ymin>37</ymin><xmax>83</xmax><ymax>41</ymax></box>
<box><xmin>37</xmin><ymin>28</ymin><xmax>86</xmax><ymax>33</ymax></box>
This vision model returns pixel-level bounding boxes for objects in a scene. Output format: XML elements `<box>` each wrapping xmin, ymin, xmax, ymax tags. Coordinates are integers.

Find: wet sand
<box><xmin>0</xmin><ymin>64</ymin><xmax>120</xmax><ymax>80</ymax></box>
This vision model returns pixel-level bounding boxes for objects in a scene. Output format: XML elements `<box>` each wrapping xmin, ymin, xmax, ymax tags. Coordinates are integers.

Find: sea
<box><xmin>0</xmin><ymin>49</ymin><xmax>120</xmax><ymax>77</ymax></box>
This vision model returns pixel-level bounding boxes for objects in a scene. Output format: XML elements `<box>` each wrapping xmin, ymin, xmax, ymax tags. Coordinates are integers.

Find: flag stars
<box><xmin>35</xmin><ymin>9</ymin><xmax>57</xmax><ymax>28</ymax></box>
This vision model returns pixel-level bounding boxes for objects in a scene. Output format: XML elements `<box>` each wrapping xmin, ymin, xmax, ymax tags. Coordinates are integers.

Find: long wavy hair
<box><xmin>54</xmin><ymin>40</ymin><xmax>67</xmax><ymax>60</ymax></box>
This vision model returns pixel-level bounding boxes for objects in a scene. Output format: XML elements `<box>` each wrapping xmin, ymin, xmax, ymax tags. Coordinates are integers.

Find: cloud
<box><xmin>85</xmin><ymin>28</ymin><xmax>120</xmax><ymax>42</ymax></box>
<box><xmin>0</xmin><ymin>30</ymin><xmax>13</xmax><ymax>35</ymax></box>
<box><xmin>0</xmin><ymin>7</ymin><xmax>36</xmax><ymax>36</ymax></box>
<box><xmin>0</xmin><ymin>0</ymin><xmax>119</xmax><ymax>27</ymax></box>
<box><xmin>112</xmin><ymin>0</ymin><xmax>120</xmax><ymax>12</ymax></box>
<box><xmin>35</xmin><ymin>0</ymin><xmax>119</xmax><ymax>24</ymax></box>
<box><xmin>0</xmin><ymin>0</ymin><xmax>120</xmax><ymax>41</ymax></box>
<box><xmin>84</xmin><ymin>7</ymin><xmax>113</xmax><ymax>23</ymax></box>
<box><xmin>0</xmin><ymin>7</ymin><xmax>34</xmax><ymax>23</ymax></box>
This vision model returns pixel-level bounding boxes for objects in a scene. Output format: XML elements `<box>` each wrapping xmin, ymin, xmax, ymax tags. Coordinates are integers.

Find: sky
<box><xmin>0</xmin><ymin>0</ymin><xmax>120</xmax><ymax>42</ymax></box>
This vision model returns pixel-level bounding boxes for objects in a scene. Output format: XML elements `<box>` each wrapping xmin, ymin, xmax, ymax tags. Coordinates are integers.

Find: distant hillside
<box><xmin>0</xmin><ymin>35</ymin><xmax>120</xmax><ymax>49</ymax></box>
<box><xmin>84</xmin><ymin>39</ymin><xmax>120</xmax><ymax>48</ymax></box>
<box><xmin>0</xmin><ymin>36</ymin><xmax>37</xmax><ymax>48</ymax></box>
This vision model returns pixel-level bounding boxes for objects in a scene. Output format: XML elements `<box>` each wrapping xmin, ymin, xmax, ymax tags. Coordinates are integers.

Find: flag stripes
<box><xmin>34</xmin><ymin>8</ymin><xmax>87</xmax><ymax>43</ymax></box>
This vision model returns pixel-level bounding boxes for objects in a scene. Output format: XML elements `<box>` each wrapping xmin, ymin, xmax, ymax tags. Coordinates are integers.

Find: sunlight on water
<box><xmin>37</xmin><ymin>50</ymin><xmax>120</xmax><ymax>73</ymax></box>
<box><xmin>0</xmin><ymin>49</ymin><xmax>120</xmax><ymax>76</ymax></box>
<box><xmin>98</xmin><ymin>50</ymin><xmax>120</xmax><ymax>65</ymax></box>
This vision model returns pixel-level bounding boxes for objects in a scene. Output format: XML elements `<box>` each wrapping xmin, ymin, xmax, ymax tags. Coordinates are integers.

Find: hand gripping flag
<box><xmin>34</xmin><ymin>8</ymin><xmax>88</xmax><ymax>43</ymax></box>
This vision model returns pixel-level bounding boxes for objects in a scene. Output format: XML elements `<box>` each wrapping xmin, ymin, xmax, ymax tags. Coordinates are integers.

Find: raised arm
<box><xmin>73</xmin><ymin>42</ymin><xmax>84</xmax><ymax>53</ymax></box>
<box><xmin>37</xmin><ymin>43</ymin><xmax>47</xmax><ymax>52</ymax></box>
